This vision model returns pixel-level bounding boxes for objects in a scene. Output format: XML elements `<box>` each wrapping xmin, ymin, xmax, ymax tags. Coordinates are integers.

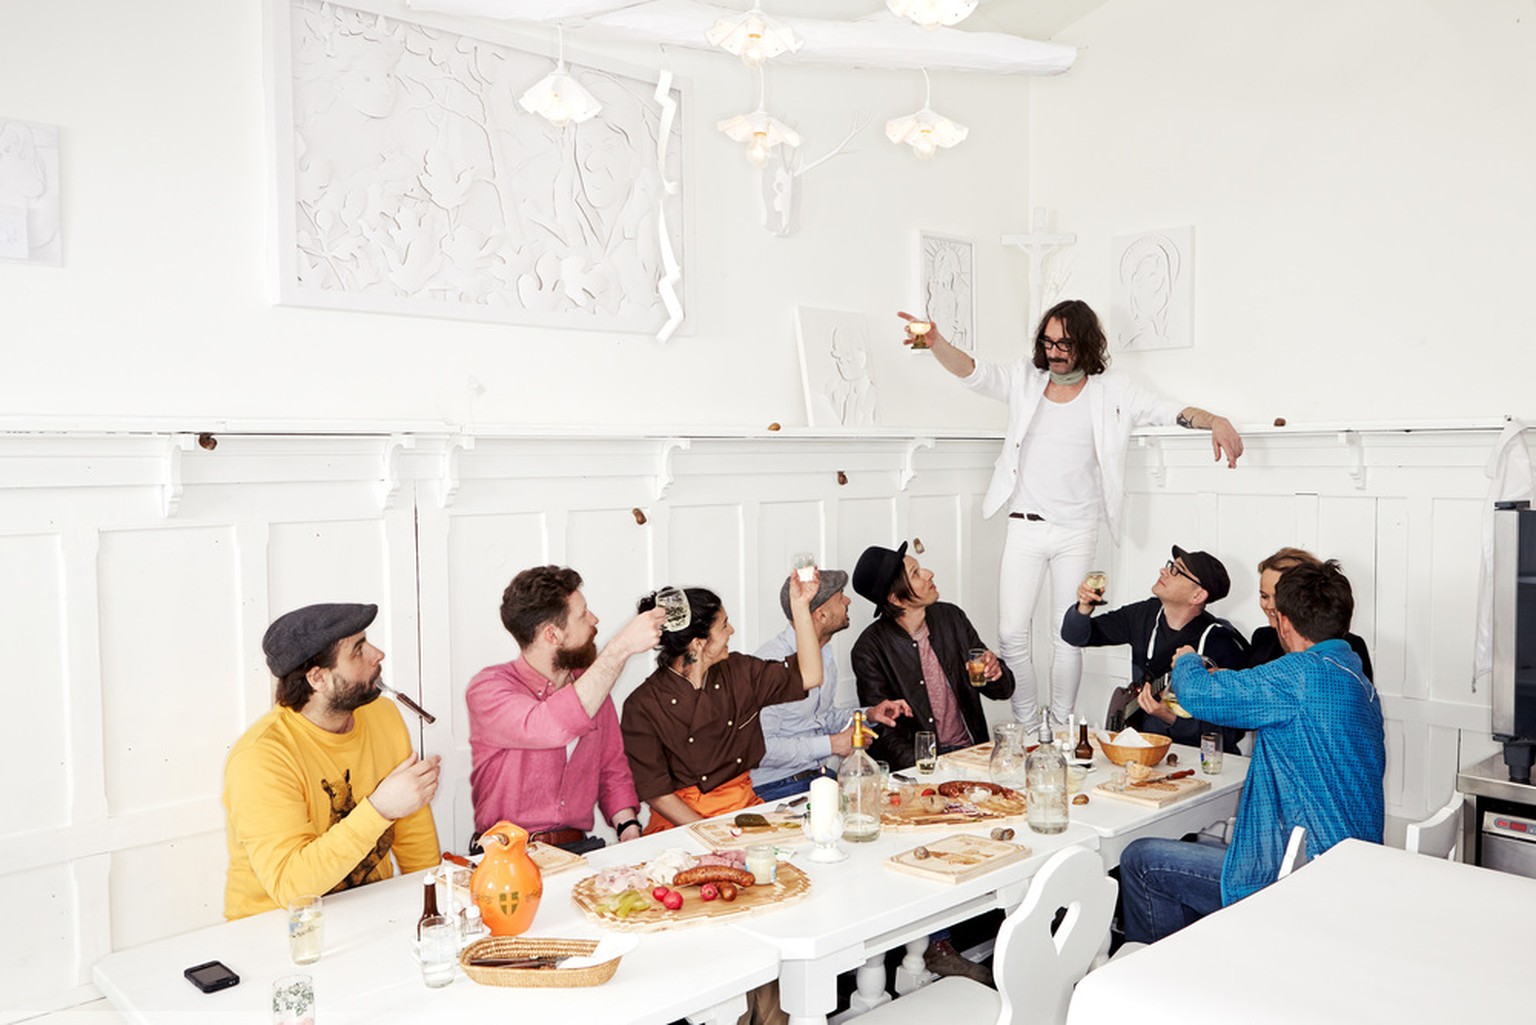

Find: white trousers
<box><xmin>997</xmin><ymin>517</ymin><xmax>1099</xmax><ymax>724</ymax></box>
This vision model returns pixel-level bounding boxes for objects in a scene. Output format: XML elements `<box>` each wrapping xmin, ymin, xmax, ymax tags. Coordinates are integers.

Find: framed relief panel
<box><xmin>914</xmin><ymin>230</ymin><xmax>975</xmax><ymax>353</ymax></box>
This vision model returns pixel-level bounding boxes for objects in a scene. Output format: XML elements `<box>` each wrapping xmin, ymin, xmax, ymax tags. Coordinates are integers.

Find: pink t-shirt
<box><xmin>466</xmin><ymin>658</ymin><xmax>639</xmax><ymax>835</ymax></box>
<box><xmin>913</xmin><ymin>625</ymin><xmax>971</xmax><ymax>748</ymax></box>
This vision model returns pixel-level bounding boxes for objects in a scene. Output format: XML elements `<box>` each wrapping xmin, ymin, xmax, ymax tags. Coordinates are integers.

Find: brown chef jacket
<box><xmin>621</xmin><ymin>651</ymin><xmax>806</xmax><ymax>802</ymax></box>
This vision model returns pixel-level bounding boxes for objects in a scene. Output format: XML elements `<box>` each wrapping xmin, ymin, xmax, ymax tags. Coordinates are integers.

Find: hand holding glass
<box><xmin>1084</xmin><ymin>570</ymin><xmax>1107</xmax><ymax>606</ymax></box>
<box><xmin>656</xmin><ymin>587</ymin><xmax>691</xmax><ymax>633</ymax></box>
<box><xmin>966</xmin><ymin>648</ymin><xmax>989</xmax><ymax>688</ymax></box>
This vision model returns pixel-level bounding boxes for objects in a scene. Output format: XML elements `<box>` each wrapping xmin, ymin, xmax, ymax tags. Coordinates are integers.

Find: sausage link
<box><xmin>672</xmin><ymin>866</ymin><xmax>756</xmax><ymax>888</ymax></box>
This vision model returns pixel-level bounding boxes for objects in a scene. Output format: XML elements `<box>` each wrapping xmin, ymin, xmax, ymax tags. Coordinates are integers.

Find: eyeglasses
<box><xmin>1038</xmin><ymin>336</ymin><xmax>1075</xmax><ymax>352</ymax></box>
<box><xmin>1165</xmin><ymin>559</ymin><xmax>1202</xmax><ymax>585</ymax></box>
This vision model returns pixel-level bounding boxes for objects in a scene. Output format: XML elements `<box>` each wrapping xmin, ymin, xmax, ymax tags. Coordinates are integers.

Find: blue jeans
<box><xmin>752</xmin><ymin>768</ymin><xmax>826</xmax><ymax>803</ymax></box>
<box><xmin>1119</xmin><ymin>837</ymin><xmax>1227</xmax><ymax>944</ymax></box>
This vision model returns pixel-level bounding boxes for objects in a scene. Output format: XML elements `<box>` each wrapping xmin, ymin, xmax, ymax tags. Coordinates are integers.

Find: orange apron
<box><xmin>644</xmin><ymin>772</ymin><xmax>762</xmax><ymax>834</ymax></box>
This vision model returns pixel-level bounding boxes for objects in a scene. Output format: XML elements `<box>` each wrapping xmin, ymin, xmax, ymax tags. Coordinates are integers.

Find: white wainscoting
<box><xmin>0</xmin><ymin>424</ymin><xmax>1518</xmax><ymax>1019</ymax></box>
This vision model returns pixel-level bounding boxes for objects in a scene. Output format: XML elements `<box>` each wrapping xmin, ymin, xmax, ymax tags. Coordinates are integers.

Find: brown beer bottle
<box><xmin>417</xmin><ymin>873</ymin><xmax>440</xmax><ymax>939</ymax></box>
<box><xmin>1075</xmin><ymin>723</ymin><xmax>1093</xmax><ymax>761</ymax></box>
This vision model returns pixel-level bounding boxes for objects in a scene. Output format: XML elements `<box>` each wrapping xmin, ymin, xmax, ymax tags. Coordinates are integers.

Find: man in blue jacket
<box><xmin>1118</xmin><ymin>560</ymin><xmax>1385</xmax><ymax>943</ymax></box>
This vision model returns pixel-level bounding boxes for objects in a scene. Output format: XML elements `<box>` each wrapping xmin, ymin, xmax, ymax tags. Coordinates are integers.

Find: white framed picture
<box><xmin>1110</xmin><ymin>226</ymin><xmax>1194</xmax><ymax>351</ymax></box>
<box><xmin>0</xmin><ymin>119</ymin><xmax>62</xmax><ymax>266</ymax></box>
<box><xmin>795</xmin><ymin>307</ymin><xmax>881</xmax><ymax>429</ymax></box>
<box><xmin>915</xmin><ymin>230</ymin><xmax>975</xmax><ymax>352</ymax></box>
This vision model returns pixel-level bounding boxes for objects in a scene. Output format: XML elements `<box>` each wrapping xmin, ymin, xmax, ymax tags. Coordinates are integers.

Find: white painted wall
<box><xmin>0</xmin><ymin>0</ymin><xmax>1042</xmax><ymax>432</ymax></box>
<box><xmin>1029</xmin><ymin>0</ymin><xmax>1536</xmax><ymax>424</ymax></box>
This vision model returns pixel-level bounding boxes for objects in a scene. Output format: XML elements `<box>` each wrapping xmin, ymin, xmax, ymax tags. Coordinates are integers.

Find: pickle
<box><xmin>734</xmin><ymin>812</ymin><xmax>770</xmax><ymax>829</ymax></box>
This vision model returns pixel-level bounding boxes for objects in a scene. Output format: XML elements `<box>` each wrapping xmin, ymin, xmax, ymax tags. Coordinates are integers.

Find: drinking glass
<box><xmin>271</xmin><ymin>974</ymin><xmax>314</xmax><ymax>1025</ymax></box>
<box><xmin>286</xmin><ymin>894</ymin><xmax>323</xmax><ymax>965</ymax></box>
<box><xmin>1084</xmin><ymin>570</ymin><xmax>1107</xmax><ymax>605</ymax></box>
<box><xmin>966</xmin><ymin>648</ymin><xmax>989</xmax><ymax>688</ymax></box>
<box><xmin>792</xmin><ymin>552</ymin><xmax>817</xmax><ymax>582</ymax></box>
<box><xmin>1200</xmin><ymin>731</ymin><xmax>1224</xmax><ymax>775</ymax></box>
<box><xmin>418</xmin><ymin>915</ymin><xmax>458</xmax><ymax>988</ymax></box>
<box><xmin>656</xmin><ymin>587</ymin><xmax>691</xmax><ymax>633</ymax></box>
<box><xmin>914</xmin><ymin>731</ymin><xmax>938</xmax><ymax>775</ymax></box>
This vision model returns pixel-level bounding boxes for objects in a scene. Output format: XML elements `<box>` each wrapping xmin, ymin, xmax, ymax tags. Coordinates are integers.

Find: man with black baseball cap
<box><xmin>752</xmin><ymin>569</ymin><xmax>912</xmax><ymax>802</ymax></box>
<box><xmin>222</xmin><ymin>603</ymin><xmax>441</xmax><ymax>920</ymax></box>
<box><xmin>1061</xmin><ymin>546</ymin><xmax>1248</xmax><ymax>750</ymax></box>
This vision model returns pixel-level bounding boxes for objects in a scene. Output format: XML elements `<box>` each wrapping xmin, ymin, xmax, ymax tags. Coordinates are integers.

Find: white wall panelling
<box><xmin>1</xmin><ymin>425</ymin><xmax>1523</xmax><ymax>1018</ymax></box>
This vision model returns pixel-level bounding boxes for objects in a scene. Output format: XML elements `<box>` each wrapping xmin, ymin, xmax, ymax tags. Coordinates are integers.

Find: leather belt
<box><xmin>1009</xmin><ymin>512</ymin><xmax>1046</xmax><ymax>521</ymax></box>
<box><xmin>529</xmin><ymin>827</ymin><xmax>587</xmax><ymax>847</ymax></box>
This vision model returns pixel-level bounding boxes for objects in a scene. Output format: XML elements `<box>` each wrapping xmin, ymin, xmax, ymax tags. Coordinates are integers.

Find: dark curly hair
<box><xmin>1031</xmin><ymin>299</ymin><xmax>1110</xmax><ymax>376</ymax></box>
<box><xmin>637</xmin><ymin>587</ymin><xmax>724</xmax><ymax>669</ymax></box>
<box><xmin>500</xmin><ymin>566</ymin><xmax>584</xmax><ymax>647</ymax></box>
<box><xmin>275</xmin><ymin>643</ymin><xmax>341</xmax><ymax>711</ymax></box>
<box><xmin>1274</xmin><ymin>560</ymin><xmax>1353</xmax><ymax>644</ymax></box>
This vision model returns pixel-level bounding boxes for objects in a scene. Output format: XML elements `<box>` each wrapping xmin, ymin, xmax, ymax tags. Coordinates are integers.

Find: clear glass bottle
<box><xmin>1026</xmin><ymin>713</ymin><xmax>1069</xmax><ymax>835</ymax></box>
<box><xmin>838</xmin><ymin>711</ymin><xmax>883</xmax><ymax>843</ymax></box>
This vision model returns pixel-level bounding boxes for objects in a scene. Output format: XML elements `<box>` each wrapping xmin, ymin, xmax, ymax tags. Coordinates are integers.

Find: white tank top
<box><xmin>1009</xmin><ymin>390</ymin><xmax>1104</xmax><ymax>529</ymax></box>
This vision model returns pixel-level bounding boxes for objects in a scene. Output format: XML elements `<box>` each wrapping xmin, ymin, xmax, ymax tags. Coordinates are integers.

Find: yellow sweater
<box><xmin>222</xmin><ymin>699</ymin><xmax>440</xmax><ymax>920</ymax></box>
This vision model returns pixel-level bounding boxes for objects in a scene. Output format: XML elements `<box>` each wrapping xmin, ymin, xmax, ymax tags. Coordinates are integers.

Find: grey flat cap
<box><xmin>263</xmin><ymin>603</ymin><xmax>377</xmax><ymax>677</ymax></box>
<box><xmin>779</xmin><ymin>569</ymin><xmax>849</xmax><ymax>620</ymax></box>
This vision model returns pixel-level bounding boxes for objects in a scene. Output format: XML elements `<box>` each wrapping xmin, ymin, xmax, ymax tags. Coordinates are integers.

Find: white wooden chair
<box><xmin>854</xmin><ymin>846</ymin><xmax>1117</xmax><ymax>1025</ymax></box>
<box><xmin>1405</xmin><ymin>793</ymin><xmax>1464</xmax><ymax>860</ymax></box>
<box><xmin>1277</xmin><ymin>824</ymin><xmax>1308</xmax><ymax>879</ymax></box>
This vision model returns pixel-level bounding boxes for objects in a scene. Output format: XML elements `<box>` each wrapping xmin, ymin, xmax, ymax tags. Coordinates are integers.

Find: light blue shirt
<box><xmin>1173</xmin><ymin>638</ymin><xmax>1385</xmax><ymax>904</ymax></box>
<box><xmin>751</xmin><ymin>626</ymin><xmax>856</xmax><ymax>786</ymax></box>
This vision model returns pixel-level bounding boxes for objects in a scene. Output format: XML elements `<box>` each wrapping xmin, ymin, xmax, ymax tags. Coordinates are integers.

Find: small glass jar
<box><xmin>745</xmin><ymin>844</ymin><xmax>777</xmax><ymax>885</ymax></box>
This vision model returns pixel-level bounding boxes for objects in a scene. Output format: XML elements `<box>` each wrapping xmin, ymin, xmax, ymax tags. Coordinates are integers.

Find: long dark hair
<box><xmin>1031</xmin><ymin>299</ymin><xmax>1110</xmax><ymax>376</ymax></box>
<box><xmin>637</xmin><ymin>587</ymin><xmax>725</xmax><ymax>669</ymax></box>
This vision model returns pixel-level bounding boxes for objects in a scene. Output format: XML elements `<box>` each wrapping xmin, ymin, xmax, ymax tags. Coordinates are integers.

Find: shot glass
<box><xmin>1200</xmin><ymin>731</ymin><xmax>1224</xmax><ymax>775</ymax></box>
<box><xmin>286</xmin><ymin>894</ymin><xmax>323</xmax><ymax>965</ymax></box>
<box><xmin>271</xmin><ymin>974</ymin><xmax>314</xmax><ymax>1025</ymax></box>
<box><xmin>418</xmin><ymin>915</ymin><xmax>458</xmax><ymax>988</ymax></box>
<box><xmin>656</xmin><ymin>586</ymin><xmax>691</xmax><ymax>633</ymax></box>
<box><xmin>792</xmin><ymin>552</ymin><xmax>817</xmax><ymax>582</ymax></box>
<box><xmin>914</xmin><ymin>731</ymin><xmax>938</xmax><ymax>775</ymax></box>
<box><xmin>966</xmin><ymin>648</ymin><xmax>989</xmax><ymax>688</ymax></box>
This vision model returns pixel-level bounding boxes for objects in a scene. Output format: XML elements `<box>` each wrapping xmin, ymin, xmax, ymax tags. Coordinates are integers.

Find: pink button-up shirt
<box><xmin>466</xmin><ymin>658</ymin><xmax>639</xmax><ymax>835</ymax></box>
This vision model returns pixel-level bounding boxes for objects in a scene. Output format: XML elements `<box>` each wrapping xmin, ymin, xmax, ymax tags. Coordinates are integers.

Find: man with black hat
<box><xmin>222</xmin><ymin>603</ymin><xmax>441</xmax><ymax>920</ymax></box>
<box><xmin>1060</xmin><ymin>546</ymin><xmax>1248</xmax><ymax>751</ymax></box>
<box><xmin>752</xmin><ymin>569</ymin><xmax>912</xmax><ymax>802</ymax></box>
<box><xmin>849</xmin><ymin>542</ymin><xmax>1014</xmax><ymax>772</ymax></box>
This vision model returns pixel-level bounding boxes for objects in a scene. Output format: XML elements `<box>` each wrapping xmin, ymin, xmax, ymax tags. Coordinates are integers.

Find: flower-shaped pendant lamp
<box><xmin>885</xmin><ymin>69</ymin><xmax>968</xmax><ymax>160</ymax></box>
<box><xmin>717</xmin><ymin>69</ymin><xmax>800</xmax><ymax>167</ymax></box>
<box><xmin>707</xmin><ymin>1</ymin><xmax>800</xmax><ymax>68</ymax></box>
<box><xmin>519</xmin><ymin>25</ymin><xmax>602</xmax><ymax>128</ymax></box>
<box><xmin>886</xmin><ymin>0</ymin><xmax>978</xmax><ymax>29</ymax></box>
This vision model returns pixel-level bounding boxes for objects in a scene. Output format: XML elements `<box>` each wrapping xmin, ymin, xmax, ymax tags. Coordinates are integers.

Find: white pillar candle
<box><xmin>809</xmin><ymin>776</ymin><xmax>839</xmax><ymax>838</ymax></box>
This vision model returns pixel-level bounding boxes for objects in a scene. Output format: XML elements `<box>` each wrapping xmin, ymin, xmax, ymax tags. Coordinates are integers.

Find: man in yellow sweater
<box><xmin>223</xmin><ymin>603</ymin><xmax>442</xmax><ymax>919</ymax></box>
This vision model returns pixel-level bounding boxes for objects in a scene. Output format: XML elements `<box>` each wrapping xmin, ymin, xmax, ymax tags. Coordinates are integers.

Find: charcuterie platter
<box><xmin>688</xmin><ymin>810</ymin><xmax>808</xmax><ymax>852</ymax></box>
<box><xmin>882</xmin><ymin>779</ymin><xmax>1028</xmax><ymax>831</ymax></box>
<box><xmin>571</xmin><ymin>853</ymin><xmax>810</xmax><ymax>932</ymax></box>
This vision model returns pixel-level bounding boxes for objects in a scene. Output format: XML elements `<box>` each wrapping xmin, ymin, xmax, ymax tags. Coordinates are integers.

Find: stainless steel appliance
<box><xmin>1491</xmin><ymin>501</ymin><xmax>1536</xmax><ymax>781</ymax></box>
<box><xmin>1459</xmin><ymin>754</ymin><xmax>1536</xmax><ymax>876</ymax></box>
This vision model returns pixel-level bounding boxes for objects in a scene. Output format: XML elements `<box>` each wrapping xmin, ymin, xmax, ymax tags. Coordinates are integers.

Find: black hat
<box><xmin>1171</xmin><ymin>546</ymin><xmax>1230</xmax><ymax>604</ymax></box>
<box><xmin>263</xmin><ymin>603</ymin><xmax>378</xmax><ymax>677</ymax></box>
<box><xmin>779</xmin><ymin>569</ymin><xmax>850</xmax><ymax>620</ymax></box>
<box><xmin>852</xmin><ymin>542</ymin><xmax>909</xmax><ymax>613</ymax></box>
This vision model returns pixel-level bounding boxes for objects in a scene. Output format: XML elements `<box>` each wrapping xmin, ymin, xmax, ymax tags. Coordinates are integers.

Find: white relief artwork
<box><xmin>796</xmin><ymin>307</ymin><xmax>881</xmax><ymax>429</ymax></box>
<box><xmin>757</xmin><ymin>114</ymin><xmax>868</xmax><ymax>237</ymax></box>
<box><xmin>916</xmin><ymin>231</ymin><xmax>975</xmax><ymax>352</ymax></box>
<box><xmin>0</xmin><ymin>119</ymin><xmax>62</xmax><ymax>266</ymax></box>
<box><xmin>272</xmin><ymin>0</ymin><xmax>685</xmax><ymax>333</ymax></box>
<box><xmin>1111</xmin><ymin>226</ymin><xmax>1193</xmax><ymax>351</ymax></box>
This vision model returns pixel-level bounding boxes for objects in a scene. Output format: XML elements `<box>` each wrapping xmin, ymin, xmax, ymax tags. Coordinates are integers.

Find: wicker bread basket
<box><xmin>459</xmin><ymin>936</ymin><xmax>621</xmax><ymax>988</ymax></box>
<box><xmin>1099</xmin><ymin>731</ymin><xmax>1172</xmax><ymax>767</ymax></box>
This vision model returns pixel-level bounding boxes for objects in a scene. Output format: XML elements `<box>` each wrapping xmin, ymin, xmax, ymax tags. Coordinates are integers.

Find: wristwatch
<box><xmin>614</xmin><ymin>818</ymin><xmax>642</xmax><ymax>836</ymax></box>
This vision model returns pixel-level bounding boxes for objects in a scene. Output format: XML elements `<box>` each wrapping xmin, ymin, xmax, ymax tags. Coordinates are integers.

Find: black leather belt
<box><xmin>1009</xmin><ymin>512</ymin><xmax>1046</xmax><ymax>521</ymax></box>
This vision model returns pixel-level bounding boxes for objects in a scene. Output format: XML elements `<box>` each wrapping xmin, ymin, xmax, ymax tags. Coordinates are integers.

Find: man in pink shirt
<box><xmin>467</xmin><ymin>566</ymin><xmax>664</xmax><ymax>852</ymax></box>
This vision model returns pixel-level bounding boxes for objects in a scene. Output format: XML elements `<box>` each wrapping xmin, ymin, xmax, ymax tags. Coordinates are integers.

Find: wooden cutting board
<box><xmin>883</xmin><ymin>782</ymin><xmax>1028</xmax><ymax>832</ymax></box>
<box><xmin>939</xmin><ymin>737</ymin><xmax>1099</xmax><ymax>776</ymax></box>
<box><xmin>571</xmin><ymin>862</ymin><xmax>810</xmax><ymax>932</ymax></box>
<box><xmin>1093</xmin><ymin>774</ymin><xmax>1212</xmax><ymax>808</ymax></box>
<box><xmin>527</xmin><ymin>841</ymin><xmax>589</xmax><ymax>876</ymax></box>
<box><xmin>886</xmin><ymin>833</ymin><xmax>1032</xmax><ymax>884</ymax></box>
<box><xmin>688</xmin><ymin>810</ymin><xmax>808</xmax><ymax>852</ymax></box>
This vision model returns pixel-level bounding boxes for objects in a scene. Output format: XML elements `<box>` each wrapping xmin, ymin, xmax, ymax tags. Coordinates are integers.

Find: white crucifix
<box><xmin>1002</xmin><ymin>207</ymin><xmax>1077</xmax><ymax>333</ymax></box>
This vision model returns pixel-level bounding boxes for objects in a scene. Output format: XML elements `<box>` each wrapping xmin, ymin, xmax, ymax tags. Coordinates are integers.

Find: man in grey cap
<box><xmin>222</xmin><ymin>603</ymin><xmax>441</xmax><ymax>920</ymax></box>
<box><xmin>752</xmin><ymin>568</ymin><xmax>912</xmax><ymax>802</ymax></box>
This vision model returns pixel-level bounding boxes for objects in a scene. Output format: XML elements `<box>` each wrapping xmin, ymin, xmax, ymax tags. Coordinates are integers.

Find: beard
<box><xmin>329</xmin><ymin>667</ymin><xmax>384</xmax><ymax>713</ymax></box>
<box><xmin>554</xmin><ymin>638</ymin><xmax>599</xmax><ymax>672</ymax></box>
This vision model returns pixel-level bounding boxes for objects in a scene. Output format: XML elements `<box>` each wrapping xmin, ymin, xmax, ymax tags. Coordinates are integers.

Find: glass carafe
<box><xmin>1026</xmin><ymin>715</ymin><xmax>1069</xmax><ymax>834</ymax></box>
<box><xmin>989</xmin><ymin>722</ymin><xmax>1031</xmax><ymax>790</ymax></box>
<box><xmin>837</xmin><ymin>712</ymin><xmax>883</xmax><ymax>842</ymax></box>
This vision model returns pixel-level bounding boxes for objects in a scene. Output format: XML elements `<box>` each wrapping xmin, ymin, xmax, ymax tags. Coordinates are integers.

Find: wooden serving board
<box><xmin>688</xmin><ymin>811</ymin><xmax>808</xmax><ymax>852</ymax></box>
<box><xmin>886</xmin><ymin>833</ymin><xmax>1032</xmax><ymax>884</ymax></box>
<box><xmin>1093</xmin><ymin>775</ymin><xmax>1212</xmax><ymax>808</ymax></box>
<box><xmin>571</xmin><ymin>862</ymin><xmax>811</xmax><ymax>932</ymax></box>
<box><xmin>939</xmin><ymin>738</ymin><xmax>1100</xmax><ymax>776</ymax></box>
<box><xmin>527</xmin><ymin>841</ymin><xmax>589</xmax><ymax>877</ymax></box>
<box><xmin>882</xmin><ymin>786</ymin><xmax>1028</xmax><ymax>832</ymax></box>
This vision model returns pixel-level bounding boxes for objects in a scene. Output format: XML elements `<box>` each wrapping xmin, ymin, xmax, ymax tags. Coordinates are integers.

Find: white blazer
<box><xmin>963</xmin><ymin>359</ymin><xmax>1182</xmax><ymax>543</ymax></box>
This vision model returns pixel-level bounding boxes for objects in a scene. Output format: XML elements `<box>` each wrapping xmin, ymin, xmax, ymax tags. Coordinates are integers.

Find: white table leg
<box><xmin>687</xmin><ymin>992</ymin><xmax>749</xmax><ymax>1025</ymax></box>
<box><xmin>893</xmin><ymin>936</ymin><xmax>936</xmax><ymax>994</ymax></box>
<box><xmin>841</xmin><ymin>952</ymin><xmax>892</xmax><ymax>1017</ymax></box>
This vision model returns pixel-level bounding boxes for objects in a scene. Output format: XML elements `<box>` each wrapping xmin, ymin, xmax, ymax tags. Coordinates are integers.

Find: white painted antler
<box><xmin>794</xmin><ymin>111</ymin><xmax>871</xmax><ymax>177</ymax></box>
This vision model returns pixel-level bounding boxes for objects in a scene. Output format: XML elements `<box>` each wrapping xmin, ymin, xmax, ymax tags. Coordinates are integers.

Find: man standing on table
<box><xmin>1061</xmin><ymin>545</ymin><xmax>1248</xmax><ymax>752</ymax></box>
<box><xmin>850</xmin><ymin>542</ymin><xmax>1014</xmax><ymax>771</ymax></box>
<box><xmin>467</xmin><ymin>566</ymin><xmax>663</xmax><ymax>852</ymax></box>
<box><xmin>223</xmin><ymin>603</ymin><xmax>441</xmax><ymax>919</ymax></box>
<box><xmin>752</xmin><ymin>569</ymin><xmax>912</xmax><ymax>802</ymax></box>
<box><xmin>1118</xmin><ymin>560</ymin><xmax>1385</xmax><ymax>943</ymax></box>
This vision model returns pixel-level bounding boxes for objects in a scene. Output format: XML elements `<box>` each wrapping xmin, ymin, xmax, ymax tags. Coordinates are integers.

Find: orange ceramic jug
<box><xmin>471</xmin><ymin>821</ymin><xmax>543</xmax><ymax>936</ymax></box>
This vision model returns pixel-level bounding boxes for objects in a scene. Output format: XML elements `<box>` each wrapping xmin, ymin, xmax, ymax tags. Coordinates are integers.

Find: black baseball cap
<box><xmin>1171</xmin><ymin>546</ymin><xmax>1230</xmax><ymax>604</ymax></box>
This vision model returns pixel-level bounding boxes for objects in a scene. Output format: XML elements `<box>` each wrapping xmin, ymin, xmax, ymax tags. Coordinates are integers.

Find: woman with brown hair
<box><xmin>1249</xmin><ymin>547</ymin><xmax>1374</xmax><ymax>676</ymax></box>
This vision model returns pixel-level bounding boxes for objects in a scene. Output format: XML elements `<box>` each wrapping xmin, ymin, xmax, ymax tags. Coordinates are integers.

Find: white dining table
<box><xmin>1067</xmin><ymin>838</ymin><xmax>1536</xmax><ymax>1025</ymax></box>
